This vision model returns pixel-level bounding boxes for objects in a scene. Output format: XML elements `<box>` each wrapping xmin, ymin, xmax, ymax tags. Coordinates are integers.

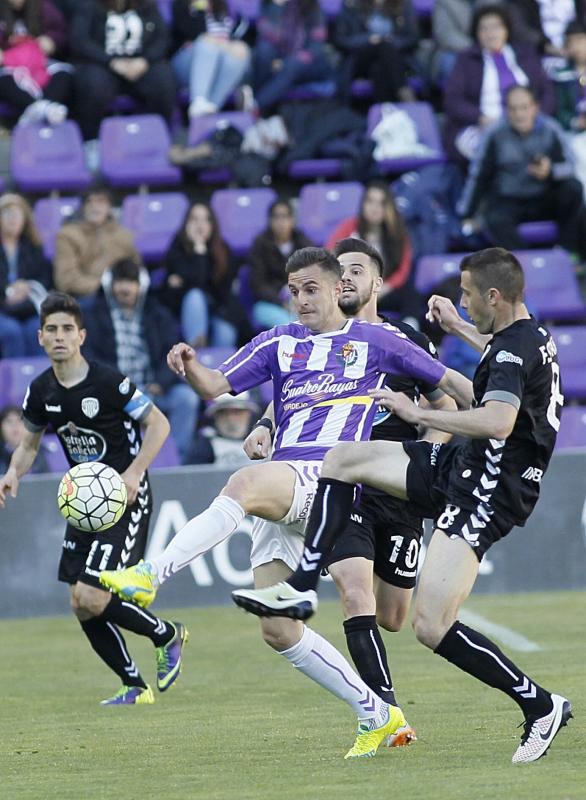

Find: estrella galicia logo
<box><xmin>58</xmin><ymin>422</ymin><xmax>107</xmax><ymax>463</ymax></box>
<box><xmin>336</xmin><ymin>342</ymin><xmax>359</xmax><ymax>367</ymax></box>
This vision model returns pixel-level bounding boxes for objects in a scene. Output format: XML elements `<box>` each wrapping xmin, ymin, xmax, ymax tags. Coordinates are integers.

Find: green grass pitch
<box><xmin>1</xmin><ymin>591</ymin><xmax>584</xmax><ymax>800</ymax></box>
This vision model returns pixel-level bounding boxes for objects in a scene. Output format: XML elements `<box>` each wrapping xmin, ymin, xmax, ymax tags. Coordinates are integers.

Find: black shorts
<box><xmin>403</xmin><ymin>441</ymin><xmax>515</xmax><ymax>560</ymax></box>
<box><xmin>58</xmin><ymin>480</ymin><xmax>152</xmax><ymax>589</ymax></box>
<box><xmin>325</xmin><ymin>492</ymin><xmax>423</xmax><ymax>589</ymax></box>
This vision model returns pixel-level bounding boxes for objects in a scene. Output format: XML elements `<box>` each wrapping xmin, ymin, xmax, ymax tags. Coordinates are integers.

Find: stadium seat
<box><xmin>517</xmin><ymin>221</ymin><xmax>559</xmax><ymax>247</ymax></box>
<box><xmin>319</xmin><ymin>0</ymin><xmax>343</xmax><ymax>16</ymax></box>
<box><xmin>228</xmin><ymin>0</ymin><xmax>261</xmax><ymax>19</ymax></box>
<box><xmin>121</xmin><ymin>192</ymin><xmax>189</xmax><ymax>263</ymax></box>
<box><xmin>297</xmin><ymin>181</ymin><xmax>363</xmax><ymax>244</ymax></box>
<box><xmin>156</xmin><ymin>0</ymin><xmax>173</xmax><ymax>23</ymax></box>
<box><xmin>555</xmin><ymin>405</ymin><xmax>586</xmax><ymax>449</ymax></box>
<box><xmin>11</xmin><ymin>121</ymin><xmax>92</xmax><ymax>193</ymax></box>
<box><xmin>33</xmin><ymin>196</ymin><xmax>81</xmax><ymax>259</ymax></box>
<box><xmin>187</xmin><ymin>111</ymin><xmax>255</xmax><ymax>183</ymax></box>
<box><xmin>198</xmin><ymin>347</ymin><xmax>237</xmax><ymax>369</ymax></box>
<box><xmin>99</xmin><ymin>114</ymin><xmax>181</xmax><ymax>188</ymax></box>
<box><xmin>211</xmin><ymin>188</ymin><xmax>277</xmax><ymax>257</ymax></box>
<box><xmin>0</xmin><ymin>356</ymin><xmax>50</xmax><ymax>408</ymax></box>
<box><xmin>367</xmin><ymin>102</ymin><xmax>446</xmax><ymax>174</ymax></box>
<box><xmin>414</xmin><ymin>252</ymin><xmax>469</xmax><ymax>295</ymax></box>
<box><xmin>150</xmin><ymin>433</ymin><xmax>181</xmax><ymax>469</ymax></box>
<box><xmin>413</xmin><ymin>0</ymin><xmax>434</xmax><ymax>17</ymax></box>
<box><xmin>516</xmin><ymin>249</ymin><xmax>585</xmax><ymax>321</ymax></box>
<box><xmin>550</xmin><ymin>326</ymin><xmax>586</xmax><ymax>401</ymax></box>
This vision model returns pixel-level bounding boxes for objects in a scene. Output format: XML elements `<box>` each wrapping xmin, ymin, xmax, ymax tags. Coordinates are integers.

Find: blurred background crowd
<box><xmin>2</xmin><ymin>0</ymin><xmax>586</xmax><ymax>466</ymax></box>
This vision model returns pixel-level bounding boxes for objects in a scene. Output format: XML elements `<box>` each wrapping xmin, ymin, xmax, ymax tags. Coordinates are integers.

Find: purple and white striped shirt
<box><xmin>219</xmin><ymin>318</ymin><xmax>446</xmax><ymax>462</ymax></box>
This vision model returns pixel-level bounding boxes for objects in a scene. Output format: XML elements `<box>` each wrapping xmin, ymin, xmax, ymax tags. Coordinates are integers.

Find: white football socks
<box><xmin>150</xmin><ymin>495</ymin><xmax>245</xmax><ymax>584</ymax></box>
<box><xmin>280</xmin><ymin>626</ymin><xmax>383</xmax><ymax>721</ymax></box>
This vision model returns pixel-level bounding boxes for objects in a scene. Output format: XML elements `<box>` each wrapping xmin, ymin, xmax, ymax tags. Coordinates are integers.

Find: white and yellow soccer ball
<box><xmin>57</xmin><ymin>462</ymin><xmax>127</xmax><ymax>532</ymax></box>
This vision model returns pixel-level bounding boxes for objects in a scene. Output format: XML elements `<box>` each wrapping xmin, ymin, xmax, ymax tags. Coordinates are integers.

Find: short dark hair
<box><xmin>81</xmin><ymin>186</ymin><xmax>113</xmax><ymax>206</ymax></box>
<box><xmin>285</xmin><ymin>246</ymin><xmax>342</xmax><ymax>279</ymax></box>
<box><xmin>472</xmin><ymin>4</ymin><xmax>511</xmax><ymax>41</ymax></box>
<box><xmin>40</xmin><ymin>291</ymin><xmax>84</xmax><ymax>328</ymax></box>
<box><xmin>460</xmin><ymin>248</ymin><xmax>525</xmax><ymax>302</ymax></box>
<box><xmin>333</xmin><ymin>237</ymin><xmax>384</xmax><ymax>276</ymax></box>
<box><xmin>269</xmin><ymin>198</ymin><xmax>293</xmax><ymax>217</ymax></box>
<box><xmin>111</xmin><ymin>258</ymin><xmax>140</xmax><ymax>283</ymax></box>
<box><xmin>506</xmin><ymin>84</ymin><xmax>537</xmax><ymax>104</ymax></box>
<box><xmin>565</xmin><ymin>19</ymin><xmax>586</xmax><ymax>38</ymax></box>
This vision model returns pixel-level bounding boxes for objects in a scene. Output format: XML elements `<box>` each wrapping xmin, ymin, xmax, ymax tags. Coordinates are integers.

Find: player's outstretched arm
<box><xmin>167</xmin><ymin>342</ymin><xmax>232</xmax><ymax>399</ymax></box>
<box><xmin>0</xmin><ymin>428</ymin><xmax>44</xmax><ymax>508</ymax></box>
<box><xmin>426</xmin><ymin>295</ymin><xmax>491</xmax><ymax>353</ymax></box>
<box><xmin>438</xmin><ymin>367</ymin><xmax>474</xmax><ymax>409</ymax></box>
<box><xmin>121</xmin><ymin>405</ymin><xmax>170</xmax><ymax>504</ymax></box>
<box><xmin>243</xmin><ymin>402</ymin><xmax>274</xmax><ymax>460</ymax></box>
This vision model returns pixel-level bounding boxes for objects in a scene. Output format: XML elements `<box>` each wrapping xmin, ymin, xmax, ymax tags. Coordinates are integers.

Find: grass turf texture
<box><xmin>1</xmin><ymin>591</ymin><xmax>584</xmax><ymax>800</ymax></box>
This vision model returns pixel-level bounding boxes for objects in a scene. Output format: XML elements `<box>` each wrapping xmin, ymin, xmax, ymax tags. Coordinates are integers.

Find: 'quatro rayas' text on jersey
<box><xmin>219</xmin><ymin>318</ymin><xmax>446</xmax><ymax>461</ymax></box>
<box><xmin>21</xmin><ymin>362</ymin><xmax>153</xmax><ymax>473</ymax></box>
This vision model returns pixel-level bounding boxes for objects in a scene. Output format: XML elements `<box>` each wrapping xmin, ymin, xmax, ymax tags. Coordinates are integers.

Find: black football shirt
<box><xmin>22</xmin><ymin>361</ymin><xmax>153</xmax><ymax>474</ymax></box>
<box><xmin>444</xmin><ymin>317</ymin><xmax>562</xmax><ymax>524</ymax></box>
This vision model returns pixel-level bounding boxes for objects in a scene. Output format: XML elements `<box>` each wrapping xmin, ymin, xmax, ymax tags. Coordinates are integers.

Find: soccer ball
<box><xmin>57</xmin><ymin>462</ymin><xmax>127</xmax><ymax>532</ymax></box>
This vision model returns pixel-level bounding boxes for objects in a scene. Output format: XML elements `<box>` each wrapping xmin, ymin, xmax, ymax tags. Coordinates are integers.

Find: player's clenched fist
<box><xmin>167</xmin><ymin>342</ymin><xmax>196</xmax><ymax>377</ymax></box>
<box><xmin>243</xmin><ymin>425</ymin><xmax>272</xmax><ymax>460</ymax></box>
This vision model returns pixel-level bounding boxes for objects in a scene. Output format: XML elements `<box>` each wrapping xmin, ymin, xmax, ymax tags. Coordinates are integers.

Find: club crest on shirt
<box><xmin>81</xmin><ymin>397</ymin><xmax>100</xmax><ymax>418</ymax></box>
<box><xmin>336</xmin><ymin>342</ymin><xmax>359</xmax><ymax>367</ymax></box>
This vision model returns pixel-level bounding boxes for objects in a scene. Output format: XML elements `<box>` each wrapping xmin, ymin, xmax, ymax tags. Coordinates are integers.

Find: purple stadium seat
<box><xmin>211</xmin><ymin>188</ymin><xmax>277</xmax><ymax>257</ymax></box>
<box><xmin>121</xmin><ymin>192</ymin><xmax>189</xmax><ymax>263</ymax></box>
<box><xmin>42</xmin><ymin>434</ymin><xmax>69</xmax><ymax>473</ymax></box>
<box><xmin>297</xmin><ymin>181</ymin><xmax>363</xmax><ymax>245</ymax></box>
<box><xmin>555</xmin><ymin>405</ymin><xmax>586</xmax><ymax>449</ymax></box>
<box><xmin>150</xmin><ymin>434</ymin><xmax>181</xmax><ymax>469</ymax></box>
<box><xmin>288</xmin><ymin>159</ymin><xmax>344</xmax><ymax>180</ymax></box>
<box><xmin>319</xmin><ymin>0</ymin><xmax>343</xmax><ymax>16</ymax></box>
<box><xmin>367</xmin><ymin>102</ymin><xmax>446</xmax><ymax>174</ymax></box>
<box><xmin>188</xmin><ymin>112</ymin><xmax>255</xmax><ymax>183</ymax></box>
<box><xmin>198</xmin><ymin>347</ymin><xmax>237</xmax><ymax>369</ymax></box>
<box><xmin>0</xmin><ymin>356</ymin><xmax>50</xmax><ymax>408</ymax></box>
<box><xmin>550</xmin><ymin>326</ymin><xmax>586</xmax><ymax>401</ymax></box>
<box><xmin>156</xmin><ymin>0</ymin><xmax>173</xmax><ymax>23</ymax></box>
<box><xmin>99</xmin><ymin>115</ymin><xmax>181</xmax><ymax>188</ymax></box>
<box><xmin>228</xmin><ymin>0</ymin><xmax>261</xmax><ymax>19</ymax></box>
<box><xmin>33</xmin><ymin>196</ymin><xmax>81</xmax><ymax>259</ymax></box>
<box><xmin>517</xmin><ymin>221</ymin><xmax>559</xmax><ymax>246</ymax></box>
<box><xmin>413</xmin><ymin>0</ymin><xmax>434</xmax><ymax>17</ymax></box>
<box><xmin>516</xmin><ymin>249</ymin><xmax>585</xmax><ymax>321</ymax></box>
<box><xmin>415</xmin><ymin>252</ymin><xmax>469</xmax><ymax>295</ymax></box>
<box><xmin>11</xmin><ymin>121</ymin><xmax>92</xmax><ymax>192</ymax></box>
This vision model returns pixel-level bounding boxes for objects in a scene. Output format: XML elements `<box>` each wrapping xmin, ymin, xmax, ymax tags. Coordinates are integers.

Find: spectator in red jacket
<box><xmin>326</xmin><ymin>181</ymin><xmax>420</xmax><ymax>324</ymax></box>
<box><xmin>0</xmin><ymin>0</ymin><xmax>73</xmax><ymax>125</ymax></box>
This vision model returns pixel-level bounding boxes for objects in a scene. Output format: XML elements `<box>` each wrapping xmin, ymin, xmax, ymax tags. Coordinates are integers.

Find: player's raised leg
<box><xmin>232</xmin><ymin>441</ymin><xmax>410</xmax><ymax>617</ymax></box>
<box><xmin>414</xmin><ymin>529</ymin><xmax>572</xmax><ymax>763</ymax></box>
<box><xmin>100</xmin><ymin>461</ymin><xmax>296</xmax><ymax>606</ymax></box>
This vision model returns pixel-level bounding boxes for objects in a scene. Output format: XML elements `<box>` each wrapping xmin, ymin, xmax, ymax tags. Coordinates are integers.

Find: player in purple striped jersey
<box><xmin>234</xmin><ymin>248</ymin><xmax>572</xmax><ymax>764</ymax></box>
<box><xmin>101</xmin><ymin>247</ymin><xmax>472</xmax><ymax>757</ymax></box>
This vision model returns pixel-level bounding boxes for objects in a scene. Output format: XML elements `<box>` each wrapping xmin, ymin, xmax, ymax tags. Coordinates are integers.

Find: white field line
<box><xmin>460</xmin><ymin>609</ymin><xmax>542</xmax><ymax>652</ymax></box>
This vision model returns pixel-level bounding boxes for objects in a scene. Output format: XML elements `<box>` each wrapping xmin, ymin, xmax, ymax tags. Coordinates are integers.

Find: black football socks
<box><xmin>101</xmin><ymin>593</ymin><xmax>174</xmax><ymax>648</ymax></box>
<box><xmin>288</xmin><ymin>478</ymin><xmax>356</xmax><ymax>593</ymax></box>
<box><xmin>435</xmin><ymin>621</ymin><xmax>552</xmax><ymax>717</ymax></box>
<box><xmin>344</xmin><ymin>615</ymin><xmax>397</xmax><ymax>706</ymax></box>
<box><xmin>80</xmin><ymin>617</ymin><xmax>146</xmax><ymax>688</ymax></box>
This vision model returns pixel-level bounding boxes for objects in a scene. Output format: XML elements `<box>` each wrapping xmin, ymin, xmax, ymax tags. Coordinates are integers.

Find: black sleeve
<box><xmin>408</xmin><ymin>329</ymin><xmax>443</xmax><ymax>399</ymax></box>
<box><xmin>21</xmin><ymin>379</ymin><xmax>48</xmax><ymax>432</ymax></box>
<box><xmin>97</xmin><ymin>365</ymin><xmax>152</xmax><ymax>421</ymax></box>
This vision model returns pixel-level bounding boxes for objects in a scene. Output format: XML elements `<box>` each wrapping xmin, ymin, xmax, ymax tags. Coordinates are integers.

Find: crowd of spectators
<box><xmin>2</xmin><ymin>0</ymin><xmax>586</xmax><ymax>464</ymax></box>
